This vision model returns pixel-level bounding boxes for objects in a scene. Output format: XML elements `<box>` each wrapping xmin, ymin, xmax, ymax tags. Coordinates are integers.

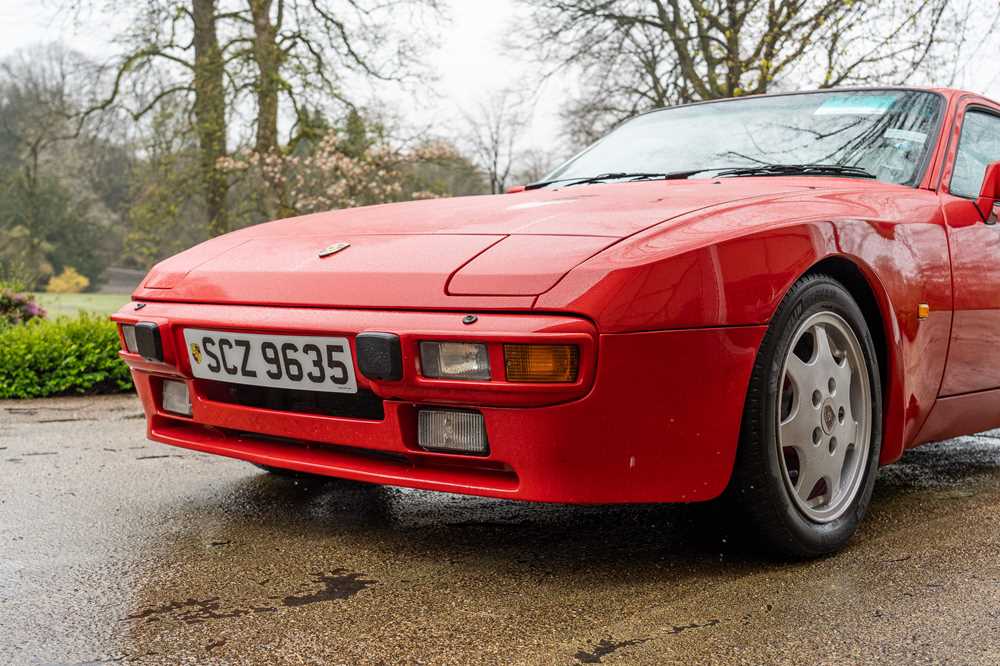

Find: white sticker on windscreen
<box><xmin>884</xmin><ymin>128</ymin><xmax>927</xmax><ymax>144</ymax></box>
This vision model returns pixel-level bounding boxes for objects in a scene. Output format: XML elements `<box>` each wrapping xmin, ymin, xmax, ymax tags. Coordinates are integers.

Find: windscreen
<box><xmin>548</xmin><ymin>90</ymin><xmax>943</xmax><ymax>186</ymax></box>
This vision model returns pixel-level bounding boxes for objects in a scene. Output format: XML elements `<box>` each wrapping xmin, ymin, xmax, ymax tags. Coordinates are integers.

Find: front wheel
<box><xmin>730</xmin><ymin>274</ymin><xmax>883</xmax><ymax>557</ymax></box>
<box><xmin>251</xmin><ymin>463</ymin><xmax>370</xmax><ymax>486</ymax></box>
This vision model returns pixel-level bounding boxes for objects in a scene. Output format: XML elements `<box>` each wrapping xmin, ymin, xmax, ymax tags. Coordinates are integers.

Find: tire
<box><xmin>729</xmin><ymin>273</ymin><xmax>883</xmax><ymax>558</ymax></box>
<box><xmin>253</xmin><ymin>463</ymin><xmax>311</xmax><ymax>477</ymax></box>
<box><xmin>251</xmin><ymin>463</ymin><xmax>369</xmax><ymax>486</ymax></box>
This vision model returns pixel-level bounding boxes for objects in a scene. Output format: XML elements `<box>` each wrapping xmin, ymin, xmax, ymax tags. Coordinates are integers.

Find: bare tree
<box><xmin>517</xmin><ymin>0</ymin><xmax>979</xmax><ymax>146</ymax></box>
<box><xmin>463</xmin><ymin>91</ymin><xmax>529</xmax><ymax>194</ymax></box>
<box><xmin>237</xmin><ymin>0</ymin><xmax>443</xmax><ymax>218</ymax></box>
<box><xmin>0</xmin><ymin>45</ymin><xmax>81</xmax><ymax>190</ymax></box>
<box><xmin>242</xmin><ymin>0</ymin><xmax>444</xmax><ymax>156</ymax></box>
<box><xmin>513</xmin><ymin>147</ymin><xmax>556</xmax><ymax>186</ymax></box>
<box><xmin>70</xmin><ymin>0</ymin><xmax>444</xmax><ymax>233</ymax></box>
<box><xmin>0</xmin><ymin>44</ymin><xmax>128</xmax><ymax>286</ymax></box>
<box><xmin>73</xmin><ymin>0</ymin><xmax>234</xmax><ymax>234</ymax></box>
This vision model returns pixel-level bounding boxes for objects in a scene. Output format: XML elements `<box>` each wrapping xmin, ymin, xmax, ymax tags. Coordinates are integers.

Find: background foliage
<box><xmin>0</xmin><ymin>1</ymin><xmax>998</xmax><ymax>399</ymax></box>
<box><xmin>1</xmin><ymin>1</ymin><xmax>996</xmax><ymax>293</ymax></box>
<box><xmin>0</xmin><ymin>314</ymin><xmax>132</xmax><ymax>398</ymax></box>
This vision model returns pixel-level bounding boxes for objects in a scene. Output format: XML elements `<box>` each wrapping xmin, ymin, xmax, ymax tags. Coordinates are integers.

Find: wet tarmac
<box><xmin>2</xmin><ymin>394</ymin><xmax>999</xmax><ymax>665</ymax></box>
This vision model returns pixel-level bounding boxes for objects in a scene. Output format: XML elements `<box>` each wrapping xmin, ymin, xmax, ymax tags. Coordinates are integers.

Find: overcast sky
<box><xmin>1</xmin><ymin>0</ymin><xmax>998</xmax><ymax>159</ymax></box>
<box><xmin>0</xmin><ymin>0</ymin><xmax>568</xmax><ymax>153</ymax></box>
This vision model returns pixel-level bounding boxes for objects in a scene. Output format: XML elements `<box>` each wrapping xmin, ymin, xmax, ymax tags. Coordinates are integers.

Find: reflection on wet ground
<box><xmin>2</xmin><ymin>395</ymin><xmax>999</xmax><ymax>665</ymax></box>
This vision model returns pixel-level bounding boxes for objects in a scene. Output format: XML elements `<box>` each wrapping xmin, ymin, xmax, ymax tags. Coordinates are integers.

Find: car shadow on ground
<box><xmin>159</xmin><ymin>430</ymin><xmax>1000</xmax><ymax>571</ymax></box>
<box><xmin>116</xmin><ymin>432</ymin><xmax>1000</xmax><ymax>663</ymax></box>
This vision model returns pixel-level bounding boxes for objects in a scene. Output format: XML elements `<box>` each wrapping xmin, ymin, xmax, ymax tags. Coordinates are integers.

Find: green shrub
<box><xmin>0</xmin><ymin>314</ymin><xmax>133</xmax><ymax>398</ymax></box>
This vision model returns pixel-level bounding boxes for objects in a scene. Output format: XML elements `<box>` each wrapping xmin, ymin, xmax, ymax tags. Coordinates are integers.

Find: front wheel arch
<box><xmin>796</xmin><ymin>256</ymin><xmax>902</xmax><ymax>465</ymax></box>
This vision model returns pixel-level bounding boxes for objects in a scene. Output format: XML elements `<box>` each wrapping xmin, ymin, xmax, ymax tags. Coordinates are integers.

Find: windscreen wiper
<box><xmin>524</xmin><ymin>168</ymin><xmax>732</xmax><ymax>190</ymax></box>
<box><xmin>564</xmin><ymin>172</ymin><xmax>676</xmax><ymax>187</ymax></box>
<box><xmin>713</xmin><ymin>164</ymin><xmax>878</xmax><ymax>179</ymax></box>
<box><xmin>525</xmin><ymin>164</ymin><xmax>876</xmax><ymax>190</ymax></box>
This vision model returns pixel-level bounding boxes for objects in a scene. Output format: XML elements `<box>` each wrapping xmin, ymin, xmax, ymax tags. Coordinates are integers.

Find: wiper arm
<box><xmin>564</xmin><ymin>172</ymin><xmax>672</xmax><ymax>187</ymax></box>
<box><xmin>525</xmin><ymin>168</ymin><xmax>732</xmax><ymax>190</ymax></box>
<box><xmin>526</xmin><ymin>172</ymin><xmax>672</xmax><ymax>190</ymax></box>
<box><xmin>523</xmin><ymin>176</ymin><xmax>596</xmax><ymax>190</ymax></box>
<box><xmin>713</xmin><ymin>164</ymin><xmax>878</xmax><ymax>180</ymax></box>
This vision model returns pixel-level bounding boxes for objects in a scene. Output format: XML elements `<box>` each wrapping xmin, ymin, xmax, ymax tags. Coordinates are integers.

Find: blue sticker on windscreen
<box><xmin>815</xmin><ymin>95</ymin><xmax>899</xmax><ymax>116</ymax></box>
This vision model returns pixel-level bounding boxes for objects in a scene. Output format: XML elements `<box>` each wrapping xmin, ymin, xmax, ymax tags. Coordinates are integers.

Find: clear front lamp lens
<box><xmin>420</xmin><ymin>341</ymin><xmax>490</xmax><ymax>380</ymax></box>
<box><xmin>121</xmin><ymin>325</ymin><xmax>138</xmax><ymax>353</ymax></box>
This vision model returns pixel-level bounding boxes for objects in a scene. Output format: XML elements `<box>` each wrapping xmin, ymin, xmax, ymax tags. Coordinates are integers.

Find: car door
<box><xmin>940</xmin><ymin>102</ymin><xmax>1000</xmax><ymax>395</ymax></box>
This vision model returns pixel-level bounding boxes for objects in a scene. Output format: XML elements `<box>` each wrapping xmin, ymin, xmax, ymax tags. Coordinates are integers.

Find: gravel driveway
<box><xmin>2</xmin><ymin>394</ymin><xmax>999</xmax><ymax>665</ymax></box>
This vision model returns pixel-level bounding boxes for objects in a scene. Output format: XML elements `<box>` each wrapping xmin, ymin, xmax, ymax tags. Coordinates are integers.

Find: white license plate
<box><xmin>183</xmin><ymin>329</ymin><xmax>357</xmax><ymax>394</ymax></box>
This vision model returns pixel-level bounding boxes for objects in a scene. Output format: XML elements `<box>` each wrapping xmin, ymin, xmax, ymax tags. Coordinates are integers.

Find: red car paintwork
<box><xmin>115</xmin><ymin>87</ymin><xmax>1000</xmax><ymax>503</ymax></box>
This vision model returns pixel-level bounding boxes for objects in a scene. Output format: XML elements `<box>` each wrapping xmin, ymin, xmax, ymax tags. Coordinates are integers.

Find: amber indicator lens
<box><xmin>504</xmin><ymin>344</ymin><xmax>579</xmax><ymax>383</ymax></box>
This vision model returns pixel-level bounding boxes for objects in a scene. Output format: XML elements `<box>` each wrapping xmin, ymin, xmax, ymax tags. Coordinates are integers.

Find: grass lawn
<box><xmin>32</xmin><ymin>293</ymin><xmax>132</xmax><ymax>318</ymax></box>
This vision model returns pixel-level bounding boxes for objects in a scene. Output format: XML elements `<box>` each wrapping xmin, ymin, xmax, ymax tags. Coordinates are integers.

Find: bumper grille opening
<box><xmin>198</xmin><ymin>380</ymin><xmax>385</xmax><ymax>421</ymax></box>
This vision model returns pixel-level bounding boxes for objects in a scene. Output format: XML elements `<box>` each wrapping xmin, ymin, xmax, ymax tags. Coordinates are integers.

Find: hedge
<box><xmin>0</xmin><ymin>314</ymin><xmax>133</xmax><ymax>399</ymax></box>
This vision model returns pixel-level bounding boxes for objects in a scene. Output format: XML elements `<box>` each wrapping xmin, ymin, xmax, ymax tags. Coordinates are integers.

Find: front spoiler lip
<box><xmin>150</xmin><ymin>415</ymin><xmax>521</xmax><ymax>497</ymax></box>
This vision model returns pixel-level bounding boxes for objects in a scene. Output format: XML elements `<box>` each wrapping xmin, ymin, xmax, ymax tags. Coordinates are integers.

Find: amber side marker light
<box><xmin>503</xmin><ymin>344</ymin><xmax>579</xmax><ymax>383</ymax></box>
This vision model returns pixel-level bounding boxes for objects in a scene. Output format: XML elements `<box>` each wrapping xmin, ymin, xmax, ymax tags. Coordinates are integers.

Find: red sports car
<box><xmin>114</xmin><ymin>88</ymin><xmax>1000</xmax><ymax>556</ymax></box>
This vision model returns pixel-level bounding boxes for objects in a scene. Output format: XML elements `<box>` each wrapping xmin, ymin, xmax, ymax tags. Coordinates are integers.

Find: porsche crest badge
<box><xmin>319</xmin><ymin>242</ymin><xmax>351</xmax><ymax>258</ymax></box>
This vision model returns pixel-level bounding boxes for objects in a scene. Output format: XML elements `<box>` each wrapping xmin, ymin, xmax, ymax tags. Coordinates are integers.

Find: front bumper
<box><xmin>114</xmin><ymin>302</ymin><xmax>764</xmax><ymax>504</ymax></box>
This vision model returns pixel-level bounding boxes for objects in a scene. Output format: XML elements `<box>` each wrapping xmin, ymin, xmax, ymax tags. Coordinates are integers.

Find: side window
<box><xmin>951</xmin><ymin>110</ymin><xmax>1000</xmax><ymax>199</ymax></box>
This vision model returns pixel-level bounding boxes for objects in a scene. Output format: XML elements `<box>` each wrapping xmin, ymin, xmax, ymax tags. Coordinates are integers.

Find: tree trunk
<box><xmin>192</xmin><ymin>0</ymin><xmax>229</xmax><ymax>236</ymax></box>
<box><xmin>249</xmin><ymin>0</ymin><xmax>281</xmax><ymax>155</ymax></box>
<box><xmin>248</xmin><ymin>0</ymin><xmax>294</xmax><ymax>218</ymax></box>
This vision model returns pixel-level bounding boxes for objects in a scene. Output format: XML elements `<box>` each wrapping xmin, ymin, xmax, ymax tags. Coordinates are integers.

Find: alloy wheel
<box><xmin>776</xmin><ymin>311</ymin><xmax>872</xmax><ymax>523</ymax></box>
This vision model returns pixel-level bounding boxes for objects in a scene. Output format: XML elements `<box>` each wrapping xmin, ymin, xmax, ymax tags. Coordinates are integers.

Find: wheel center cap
<box><xmin>821</xmin><ymin>401</ymin><xmax>837</xmax><ymax>435</ymax></box>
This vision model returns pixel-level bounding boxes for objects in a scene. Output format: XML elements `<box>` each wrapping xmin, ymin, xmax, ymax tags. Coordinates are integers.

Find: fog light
<box><xmin>162</xmin><ymin>380</ymin><xmax>192</xmax><ymax>416</ymax></box>
<box><xmin>418</xmin><ymin>409</ymin><xmax>488</xmax><ymax>455</ymax></box>
<box><xmin>121</xmin><ymin>325</ymin><xmax>138</xmax><ymax>353</ymax></box>
<box><xmin>504</xmin><ymin>344</ymin><xmax>579</xmax><ymax>383</ymax></box>
<box><xmin>420</xmin><ymin>341</ymin><xmax>490</xmax><ymax>380</ymax></box>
